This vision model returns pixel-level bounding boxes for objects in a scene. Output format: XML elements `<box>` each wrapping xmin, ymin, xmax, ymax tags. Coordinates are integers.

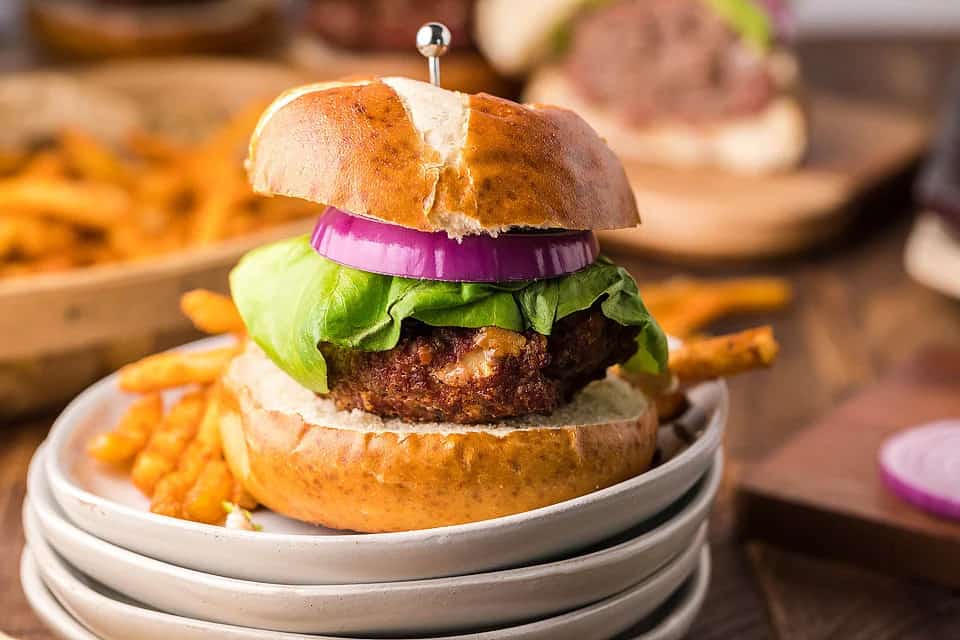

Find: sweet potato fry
<box><xmin>190</xmin><ymin>172</ymin><xmax>246</xmax><ymax>244</ymax></box>
<box><xmin>118</xmin><ymin>346</ymin><xmax>239</xmax><ymax>393</ymax></box>
<box><xmin>131</xmin><ymin>389</ymin><xmax>206</xmax><ymax>496</ymax></box>
<box><xmin>0</xmin><ymin>148</ymin><xmax>25</xmax><ymax>174</ymax></box>
<box><xmin>88</xmin><ymin>393</ymin><xmax>163</xmax><ymax>465</ymax></box>
<box><xmin>0</xmin><ymin>99</ymin><xmax>325</xmax><ymax>280</ymax></box>
<box><xmin>232</xmin><ymin>482</ymin><xmax>258</xmax><ymax>511</ymax></box>
<box><xmin>180</xmin><ymin>289</ymin><xmax>245</xmax><ymax>335</ymax></box>
<box><xmin>150</xmin><ymin>471</ymin><xmax>193</xmax><ymax>518</ymax></box>
<box><xmin>184</xmin><ymin>459</ymin><xmax>234</xmax><ymax>524</ymax></box>
<box><xmin>126</xmin><ymin>130</ymin><xmax>188</xmax><ymax>163</ymax></box>
<box><xmin>669</xmin><ymin>326</ymin><xmax>779</xmax><ymax>385</ymax></box>
<box><xmin>149</xmin><ymin>391</ymin><xmax>222</xmax><ymax>517</ymax></box>
<box><xmin>0</xmin><ymin>178</ymin><xmax>129</xmax><ymax>228</ymax></box>
<box><xmin>60</xmin><ymin>129</ymin><xmax>129</xmax><ymax>183</ymax></box>
<box><xmin>643</xmin><ymin>277</ymin><xmax>791</xmax><ymax>338</ymax></box>
<box><xmin>20</xmin><ymin>150</ymin><xmax>66</xmax><ymax>178</ymax></box>
<box><xmin>0</xmin><ymin>217</ymin><xmax>76</xmax><ymax>258</ymax></box>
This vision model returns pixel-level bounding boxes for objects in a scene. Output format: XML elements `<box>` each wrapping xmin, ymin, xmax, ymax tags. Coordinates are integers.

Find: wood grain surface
<box><xmin>2</xmin><ymin>32</ymin><xmax>960</xmax><ymax>640</ymax></box>
<box><xmin>741</xmin><ymin>348</ymin><xmax>960</xmax><ymax>588</ymax></box>
<box><xmin>600</xmin><ymin>95</ymin><xmax>930</xmax><ymax>259</ymax></box>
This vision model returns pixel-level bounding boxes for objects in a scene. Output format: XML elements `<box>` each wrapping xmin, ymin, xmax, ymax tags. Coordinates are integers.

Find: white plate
<box><xmin>44</xmin><ymin>337</ymin><xmax>727</xmax><ymax>584</ymax></box>
<box><xmin>22</xmin><ymin>544</ymin><xmax>710</xmax><ymax>640</ymax></box>
<box><xmin>28</xmin><ymin>443</ymin><xmax>718</xmax><ymax>635</ymax></box>
<box><xmin>27</xmin><ymin>514</ymin><xmax>708</xmax><ymax>640</ymax></box>
<box><xmin>20</xmin><ymin>550</ymin><xmax>98</xmax><ymax>640</ymax></box>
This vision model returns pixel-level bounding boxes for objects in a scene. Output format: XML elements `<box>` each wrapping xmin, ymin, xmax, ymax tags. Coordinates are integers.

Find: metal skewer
<box><xmin>416</xmin><ymin>22</ymin><xmax>451</xmax><ymax>87</ymax></box>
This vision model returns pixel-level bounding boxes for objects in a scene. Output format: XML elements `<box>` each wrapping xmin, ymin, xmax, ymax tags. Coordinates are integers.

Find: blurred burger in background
<box><xmin>291</xmin><ymin>0</ymin><xmax>510</xmax><ymax>95</ymax></box>
<box><xmin>27</xmin><ymin>0</ymin><xmax>282</xmax><ymax>58</ymax></box>
<box><xmin>476</xmin><ymin>0</ymin><xmax>805</xmax><ymax>173</ymax></box>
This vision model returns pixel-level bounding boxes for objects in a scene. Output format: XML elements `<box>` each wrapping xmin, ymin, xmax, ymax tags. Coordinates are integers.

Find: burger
<box><xmin>27</xmin><ymin>0</ymin><xmax>281</xmax><ymax>58</ymax></box>
<box><xmin>475</xmin><ymin>0</ymin><xmax>806</xmax><ymax>173</ymax></box>
<box><xmin>291</xmin><ymin>1</ymin><xmax>508</xmax><ymax>96</ymax></box>
<box><xmin>218</xmin><ymin>76</ymin><xmax>669</xmax><ymax>533</ymax></box>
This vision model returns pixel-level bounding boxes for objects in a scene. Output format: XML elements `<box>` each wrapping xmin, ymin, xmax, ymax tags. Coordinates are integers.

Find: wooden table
<box><xmin>3</xmin><ymin>35</ymin><xmax>960</xmax><ymax>639</ymax></box>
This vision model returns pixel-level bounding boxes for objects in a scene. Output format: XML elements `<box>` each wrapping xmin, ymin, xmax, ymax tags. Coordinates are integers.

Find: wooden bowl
<box><xmin>0</xmin><ymin>58</ymin><xmax>313</xmax><ymax>418</ymax></box>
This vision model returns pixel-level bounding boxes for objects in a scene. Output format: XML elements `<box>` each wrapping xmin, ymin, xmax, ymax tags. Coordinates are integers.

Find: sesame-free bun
<box><xmin>524</xmin><ymin>62</ymin><xmax>807</xmax><ymax>174</ymax></box>
<box><xmin>219</xmin><ymin>343</ymin><xmax>659</xmax><ymax>533</ymax></box>
<box><xmin>246</xmin><ymin>77</ymin><xmax>639</xmax><ymax>237</ymax></box>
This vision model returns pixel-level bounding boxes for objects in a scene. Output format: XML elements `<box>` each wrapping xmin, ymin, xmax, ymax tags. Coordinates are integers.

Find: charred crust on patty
<box><xmin>321</xmin><ymin>306</ymin><xmax>640</xmax><ymax>424</ymax></box>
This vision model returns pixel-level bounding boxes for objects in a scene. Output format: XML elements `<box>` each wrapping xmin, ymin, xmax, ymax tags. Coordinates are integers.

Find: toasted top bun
<box><xmin>219</xmin><ymin>343</ymin><xmax>658</xmax><ymax>532</ymax></box>
<box><xmin>247</xmin><ymin>77</ymin><xmax>639</xmax><ymax>237</ymax></box>
<box><xmin>475</xmin><ymin>0</ymin><xmax>585</xmax><ymax>76</ymax></box>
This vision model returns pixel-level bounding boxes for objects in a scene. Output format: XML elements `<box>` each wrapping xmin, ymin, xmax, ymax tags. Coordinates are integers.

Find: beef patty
<box><xmin>564</xmin><ymin>0</ymin><xmax>775</xmax><ymax>124</ymax></box>
<box><xmin>320</xmin><ymin>308</ymin><xmax>639</xmax><ymax>423</ymax></box>
<box><xmin>306</xmin><ymin>0</ymin><xmax>475</xmax><ymax>51</ymax></box>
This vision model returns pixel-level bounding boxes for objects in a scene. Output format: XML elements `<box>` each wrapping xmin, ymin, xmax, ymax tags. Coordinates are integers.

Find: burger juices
<box><xmin>221</xmin><ymin>76</ymin><xmax>668</xmax><ymax>532</ymax></box>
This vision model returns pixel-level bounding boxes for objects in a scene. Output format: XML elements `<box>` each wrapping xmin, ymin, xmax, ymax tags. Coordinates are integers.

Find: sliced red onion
<box><xmin>879</xmin><ymin>420</ymin><xmax>960</xmax><ymax>521</ymax></box>
<box><xmin>310</xmin><ymin>207</ymin><xmax>599</xmax><ymax>282</ymax></box>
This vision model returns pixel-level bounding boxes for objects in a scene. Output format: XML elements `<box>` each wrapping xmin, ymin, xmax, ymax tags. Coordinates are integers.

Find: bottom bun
<box><xmin>525</xmin><ymin>65</ymin><xmax>807</xmax><ymax>174</ymax></box>
<box><xmin>219</xmin><ymin>343</ymin><xmax>658</xmax><ymax>532</ymax></box>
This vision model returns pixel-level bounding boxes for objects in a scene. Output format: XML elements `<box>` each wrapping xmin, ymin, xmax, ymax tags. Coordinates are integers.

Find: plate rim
<box><xmin>25</xmin><ymin>502</ymin><xmax>710</xmax><ymax>640</ymax></box>
<box><xmin>44</xmin><ymin>335</ymin><xmax>727</xmax><ymax>548</ymax></box>
<box><xmin>31</xmin><ymin>441</ymin><xmax>720</xmax><ymax>592</ymax></box>
<box><xmin>21</xmin><ymin>541</ymin><xmax>710</xmax><ymax>640</ymax></box>
<box><xmin>20</xmin><ymin>547</ymin><xmax>100</xmax><ymax>640</ymax></box>
<box><xmin>26</xmin><ymin>483</ymin><xmax>711</xmax><ymax>635</ymax></box>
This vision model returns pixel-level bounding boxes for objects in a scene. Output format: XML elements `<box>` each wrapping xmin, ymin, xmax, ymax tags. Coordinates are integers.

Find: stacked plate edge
<box><xmin>22</xmin><ymin>338</ymin><xmax>727</xmax><ymax>639</ymax></box>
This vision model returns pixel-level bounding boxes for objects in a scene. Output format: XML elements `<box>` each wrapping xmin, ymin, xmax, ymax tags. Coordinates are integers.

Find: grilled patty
<box><xmin>565</xmin><ymin>0</ymin><xmax>775</xmax><ymax>124</ymax></box>
<box><xmin>306</xmin><ymin>0</ymin><xmax>474</xmax><ymax>51</ymax></box>
<box><xmin>321</xmin><ymin>308</ymin><xmax>639</xmax><ymax>423</ymax></box>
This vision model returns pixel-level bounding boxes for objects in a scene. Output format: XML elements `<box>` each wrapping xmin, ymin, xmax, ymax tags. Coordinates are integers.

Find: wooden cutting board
<box><xmin>599</xmin><ymin>93</ymin><xmax>931</xmax><ymax>259</ymax></box>
<box><xmin>738</xmin><ymin>347</ymin><xmax>960</xmax><ymax>587</ymax></box>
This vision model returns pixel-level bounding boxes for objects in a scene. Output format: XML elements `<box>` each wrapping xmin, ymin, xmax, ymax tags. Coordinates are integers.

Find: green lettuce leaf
<box><xmin>230</xmin><ymin>235</ymin><xmax>667</xmax><ymax>393</ymax></box>
<box><xmin>705</xmin><ymin>0</ymin><xmax>772</xmax><ymax>53</ymax></box>
<box><xmin>552</xmin><ymin>0</ymin><xmax>772</xmax><ymax>56</ymax></box>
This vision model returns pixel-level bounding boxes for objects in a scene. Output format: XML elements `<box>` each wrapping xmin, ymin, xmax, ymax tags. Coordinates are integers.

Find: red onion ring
<box><xmin>878</xmin><ymin>420</ymin><xmax>960</xmax><ymax>521</ymax></box>
<box><xmin>310</xmin><ymin>207</ymin><xmax>600</xmax><ymax>282</ymax></box>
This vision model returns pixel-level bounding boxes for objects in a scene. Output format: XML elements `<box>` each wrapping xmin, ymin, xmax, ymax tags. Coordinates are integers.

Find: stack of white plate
<box><xmin>21</xmin><ymin>341</ymin><xmax>727</xmax><ymax>640</ymax></box>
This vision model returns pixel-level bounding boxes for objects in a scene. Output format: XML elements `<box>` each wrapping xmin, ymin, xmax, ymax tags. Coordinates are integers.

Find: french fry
<box><xmin>183</xmin><ymin>459</ymin><xmax>234</xmax><ymax>524</ymax></box>
<box><xmin>0</xmin><ymin>178</ymin><xmax>129</xmax><ymax>228</ymax></box>
<box><xmin>180</xmin><ymin>289</ymin><xmax>245</xmax><ymax>335</ymax></box>
<box><xmin>150</xmin><ymin>472</ymin><xmax>193</xmax><ymax>518</ymax></box>
<box><xmin>131</xmin><ymin>389</ymin><xmax>206</xmax><ymax>496</ymax></box>
<box><xmin>20</xmin><ymin>149</ymin><xmax>66</xmax><ymax>178</ymax></box>
<box><xmin>190</xmin><ymin>170</ymin><xmax>246</xmax><ymax>244</ymax></box>
<box><xmin>668</xmin><ymin>326</ymin><xmax>779</xmax><ymax>385</ymax></box>
<box><xmin>232</xmin><ymin>482</ymin><xmax>258</xmax><ymax>511</ymax></box>
<box><xmin>149</xmin><ymin>390</ymin><xmax>222</xmax><ymax>517</ymax></box>
<box><xmin>118</xmin><ymin>346</ymin><xmax>239</xmax><ymax>393</ymax></box>
<box><xmin>655</xmin><ymin>389</ymin><xmax>690</xmax><ymax>423</ymax></box>
<box><xmin>87</xmin><ymin>393</ymin><xmax>163</xmax><ymax>465</ymax></box>
<box><xmin>1</xmin><ymin>99</ymin><xmax>323</xmax><ymax>281</ymax></box>
<box><xmin>126</xmin><ymin>130</ymin><xmax>188</xmax><ymax>163</ymax></box>
<box><xmin>0</xmin><ymin>217</ymin><xmax>76</xmax><ymax>258</ymax></box>
<box><xmin>0</xmin><ymin>148</ymin><xmax>25</xmax><ymax>174</ymax></box>
<box><xmin>60</xmin><ymin>129</ymin><xmax>129</xmax><ymax>184</ymax></box>
<box><xmin>643</xmin><ymin>277</ymin><xmax>791</xmax><ymax>338</ymax></box>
